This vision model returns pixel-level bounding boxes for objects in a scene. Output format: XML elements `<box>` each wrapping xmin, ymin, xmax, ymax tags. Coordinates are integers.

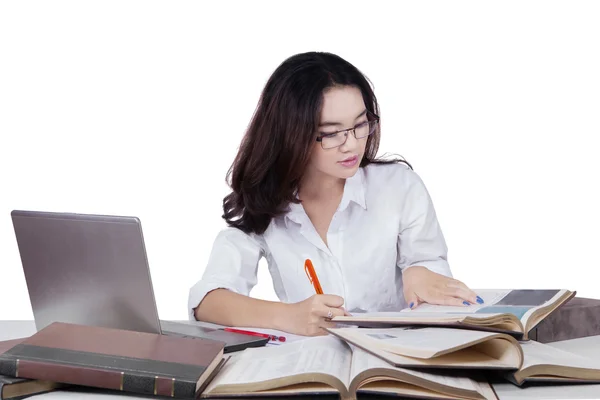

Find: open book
<box><xmin>507</xmin><ymin>340</ymin><xmax>600</xmax><ymax>386</ymax></box>
<box><xmin>333</xmin><ymin>289</ymin><xmax>575</xmax><ymax>340</ymax></box>
<box><xmin>326</xmin><ymin>327</ymin><xmax>523</xmax><ymax>370</ymax></box>
<box><xmin>200</xmin><ymin>336</ymin><xmax>498</xmax><ymax>400</ymax></box>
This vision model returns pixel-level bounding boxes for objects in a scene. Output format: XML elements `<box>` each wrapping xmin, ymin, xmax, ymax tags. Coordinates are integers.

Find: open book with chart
<box><xmin>333</xmin><ymin>289</ymin><xmax>575</xmax><ymax>340</ymax></box>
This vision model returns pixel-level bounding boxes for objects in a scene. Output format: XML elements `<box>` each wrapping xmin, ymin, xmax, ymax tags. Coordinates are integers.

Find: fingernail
<box><xmin>409</xmin><ymin>302</ymin><xmax>414</xmax><ymax>309</ymax></box>
<box><xmin>463</xmin><ymin>301</ymin><xmax>470</xmax><ymax>306</ymax></box>
<box><xmin>476</xmin><ymin>296</ymin><xmax>484</xmax><ymax>304</ymax></box>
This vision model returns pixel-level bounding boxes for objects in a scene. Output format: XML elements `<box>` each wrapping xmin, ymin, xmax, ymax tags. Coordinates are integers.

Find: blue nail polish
<box><xmin>476</xmin><ymin>296</ymin><xmax>484</xmax><ymax>304</ymax></box>
<box><xmin>409</xmin><ymin>302</ymin><xmax>414</xmax><ymax>309</ymax></box>
<box><xmin>463</xmin><ymin>301</ymin><xmax>470</xmax><ymax>306</ymax></box>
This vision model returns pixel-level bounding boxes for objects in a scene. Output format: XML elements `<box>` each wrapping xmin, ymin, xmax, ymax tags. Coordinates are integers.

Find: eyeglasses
<box><xmin>315</xmin><ymin>116</ymin><xmax>379</xmax><ymax>149</ymax></box>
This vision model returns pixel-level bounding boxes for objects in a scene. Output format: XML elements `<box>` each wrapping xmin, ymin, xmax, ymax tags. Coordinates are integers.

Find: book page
<box><xmin>343</xmin><ymin>290</ymin><xmax>512</xmax><ymax>319</ymax></box>
<box><xmin>332</xmin><ymin>327</ymin><xmax>503</xmax><ymax>359</ymax></box>
<box><xmin>204</xmin><ymin>335</ymin><xmax>352</xmax><ymax>392</ymax></box>
<box><xmin>400</xmin><ymin>289</ymin><xmax>511</xmax><ymax>313</ymax></box>
<box><xmin>349</xmin><ymin>345</ymin><xmax>480</xmax><ymax>393</ymax></box>
<box><xmin>345</xmin><ymin>311</ymin><xmax>492</xmax><ymax>320</ymax></box>
<box><xmin>520</xmin><ymin>340</ymin><xmax>600</xmax><ymax>371</ymax></box>
<box><xmin>397</xmin><ymin>289</ymin><xmax>565</xmax><ymax>325</ymax></box>
<box><xmin>519</xmin><ymin>289</ymin><xmax>567</xmax><ymax>327</ymax></box>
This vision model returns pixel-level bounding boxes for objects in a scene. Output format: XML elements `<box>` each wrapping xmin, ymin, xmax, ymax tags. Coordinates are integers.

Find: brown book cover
<box><xmin>1</xmin><ymin>338</ymin><xmax>63</xmax><ymax>400</ymax></box>
<box><xmin>0</xmin><ymin>322</ymin><xmax>225</xmax><ymax>399</ymax></box>
<box><xmin>528</xmin><ymin>297</ymin><xmax>600</xmax><ymax>343</ymax></box>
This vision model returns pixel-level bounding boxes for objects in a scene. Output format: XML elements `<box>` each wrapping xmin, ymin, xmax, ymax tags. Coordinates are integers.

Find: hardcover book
<box><xmin>0</xmin><ymin>322</ymin><xmax>225</xmax><ymax>399</ymax></box>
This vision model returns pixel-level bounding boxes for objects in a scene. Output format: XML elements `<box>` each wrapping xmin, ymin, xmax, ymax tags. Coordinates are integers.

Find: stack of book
<box><xmin>2</xmin><ymin>288</ymin><xmax>600</xmax><ymax>400</ymax></box>
<box><xmin>199</xmin><ymin>288</ymin><xmax>600</xmax><ymax>400</ymax></box>
<box><xmin>0</xmin><ymin>321</ymin><xmax>227</xmax><ymax>400</ymax></box>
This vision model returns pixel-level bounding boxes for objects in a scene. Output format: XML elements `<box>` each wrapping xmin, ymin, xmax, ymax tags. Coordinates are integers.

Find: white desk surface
<box><xmin>2</xmin><ymin>320</ymin><xmax>600</xmax><ymax>400</ymax></box>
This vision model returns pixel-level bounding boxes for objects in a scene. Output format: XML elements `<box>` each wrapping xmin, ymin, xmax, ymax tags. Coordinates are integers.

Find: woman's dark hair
<box><xmin>222</xmin><ymin>51</ymin><xmax>412</xmax><ymax>235</ymax></box>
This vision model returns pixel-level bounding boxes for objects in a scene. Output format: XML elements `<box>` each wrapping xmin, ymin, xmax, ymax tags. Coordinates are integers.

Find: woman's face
<box><xmin>306</xmin><ymin>85</ymin><xmax>369</xmax><ymax>181</ymax></box>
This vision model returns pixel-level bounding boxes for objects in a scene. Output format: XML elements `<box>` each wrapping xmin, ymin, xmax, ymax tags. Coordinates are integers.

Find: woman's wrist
<box><xmin>270</xmin><ymin>301</ymin><xmax>295</xmax><ymax>332</ymax></box>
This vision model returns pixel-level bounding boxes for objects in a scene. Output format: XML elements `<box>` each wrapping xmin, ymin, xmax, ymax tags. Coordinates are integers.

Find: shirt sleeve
<box><xmin>396</xmin><ymin>168</ymin><xmax>453</xmax><ymax>278</ymax></box>
<box><xmin>188</xmin><ymin>227</ymin><xmax>264</xmax><ymax>321</ymax></box>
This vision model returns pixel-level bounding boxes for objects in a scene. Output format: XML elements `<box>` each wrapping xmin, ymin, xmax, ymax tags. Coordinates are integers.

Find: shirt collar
<box><xmin>339</xmin><ymin>166</ymin><xmax>367</xmax><ymax>211</ymax></box>
<box><xmin>285</xmin><ymin>167</ymin><xmax>367</xmax><ymax>227</ymax></box>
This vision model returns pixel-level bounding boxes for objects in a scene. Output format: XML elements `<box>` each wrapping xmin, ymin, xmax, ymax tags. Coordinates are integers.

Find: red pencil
<box><xmin>224</xmin><ymin>328</ymin><xmax>287</xmax><ymax>342</ymax></box>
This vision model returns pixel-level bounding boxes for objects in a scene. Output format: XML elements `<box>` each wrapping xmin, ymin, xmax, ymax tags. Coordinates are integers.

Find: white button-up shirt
<box><xmin>188</xmin><ymin>163</ymin><xmax>452</xmax><ymax>320</ymax></box>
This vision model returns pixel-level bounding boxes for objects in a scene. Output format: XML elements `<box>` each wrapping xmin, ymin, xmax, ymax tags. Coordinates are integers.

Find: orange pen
<box><xmin>304</xmin><ymin>258</ymin><xmax>324</xmax><ymax>295</ymax></box>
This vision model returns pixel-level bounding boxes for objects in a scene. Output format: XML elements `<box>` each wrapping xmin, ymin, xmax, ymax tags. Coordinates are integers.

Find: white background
<box><xmin>1</xmin><ymin>1</ymin><xmax>599</xmax><ymax>321</ymax></box>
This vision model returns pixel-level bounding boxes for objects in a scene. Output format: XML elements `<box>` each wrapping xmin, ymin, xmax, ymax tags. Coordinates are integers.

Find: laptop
<box><xmin>10</xmin><ymin>209</ymin><xmax>269</xmax><ymax>353</ymax></box>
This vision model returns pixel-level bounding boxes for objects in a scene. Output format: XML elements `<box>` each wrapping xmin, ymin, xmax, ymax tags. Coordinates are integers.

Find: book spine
<box><xmin>0</xmin><ymin>358</ymin><xmax>196</xmax><ymax>398</ymax></box>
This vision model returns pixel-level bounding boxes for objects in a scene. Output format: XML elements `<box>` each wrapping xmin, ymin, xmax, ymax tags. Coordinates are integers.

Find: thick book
<box><xmin>0</xmin><ymin>374</ymin><xmax>63</xmax><ymax>400</ymax></box>
<box><xmin>326</xmin><ymin>326</ymin><xmax>523</xmax><ymax>370</ymax></box>
<box><xmin>0</xmin><ymin>322</ymin><xmax>225</xmax><ymax>399</ymax></box>
<box><xmin>0</xmin><ymin>338</ymin><xmax>63</xmax><ymax>400</ymax></box>
<box><xmin>333</xmin><ymin>289</ymin><xmax>575</xmax><ymax>340</ymax></box>
<box><xmin>201</xmin><ymin>336</ymin><xmax>498</xmax><ymax>400</ymax></box>
<box><xmin>506</xmin><ymin>340</ymin><xmax>600</xmax><ymax>386</ymax></box>
<box><xmin>528</xmin><ymin>297</ymin><xmax>600</xmax><ymax>343</ymax></box>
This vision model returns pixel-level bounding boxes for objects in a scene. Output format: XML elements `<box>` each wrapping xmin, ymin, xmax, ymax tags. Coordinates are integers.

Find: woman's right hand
<box><xmin>281</xmin><ymin>294</ymin><xmax>350</xmax><ymax>336</ymax></box>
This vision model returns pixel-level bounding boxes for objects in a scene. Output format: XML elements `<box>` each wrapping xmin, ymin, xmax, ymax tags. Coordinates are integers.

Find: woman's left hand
<box><xmin>402</xmin><ymin>266</ymin><xmax>482</xmax><ymax>309</ymax></box>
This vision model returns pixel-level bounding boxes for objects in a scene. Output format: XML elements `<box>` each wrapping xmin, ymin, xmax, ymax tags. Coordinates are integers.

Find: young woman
<box><xmin>188</xmin><ymin>51</ymin><xmax>480</xmax><ymax>336</ymax></box>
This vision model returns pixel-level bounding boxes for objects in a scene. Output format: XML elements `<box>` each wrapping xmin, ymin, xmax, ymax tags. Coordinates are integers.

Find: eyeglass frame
<box><xmin>315</xmin><ymin>111</ymin><xmax>380</xmax><ymax>149</ymax></box>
